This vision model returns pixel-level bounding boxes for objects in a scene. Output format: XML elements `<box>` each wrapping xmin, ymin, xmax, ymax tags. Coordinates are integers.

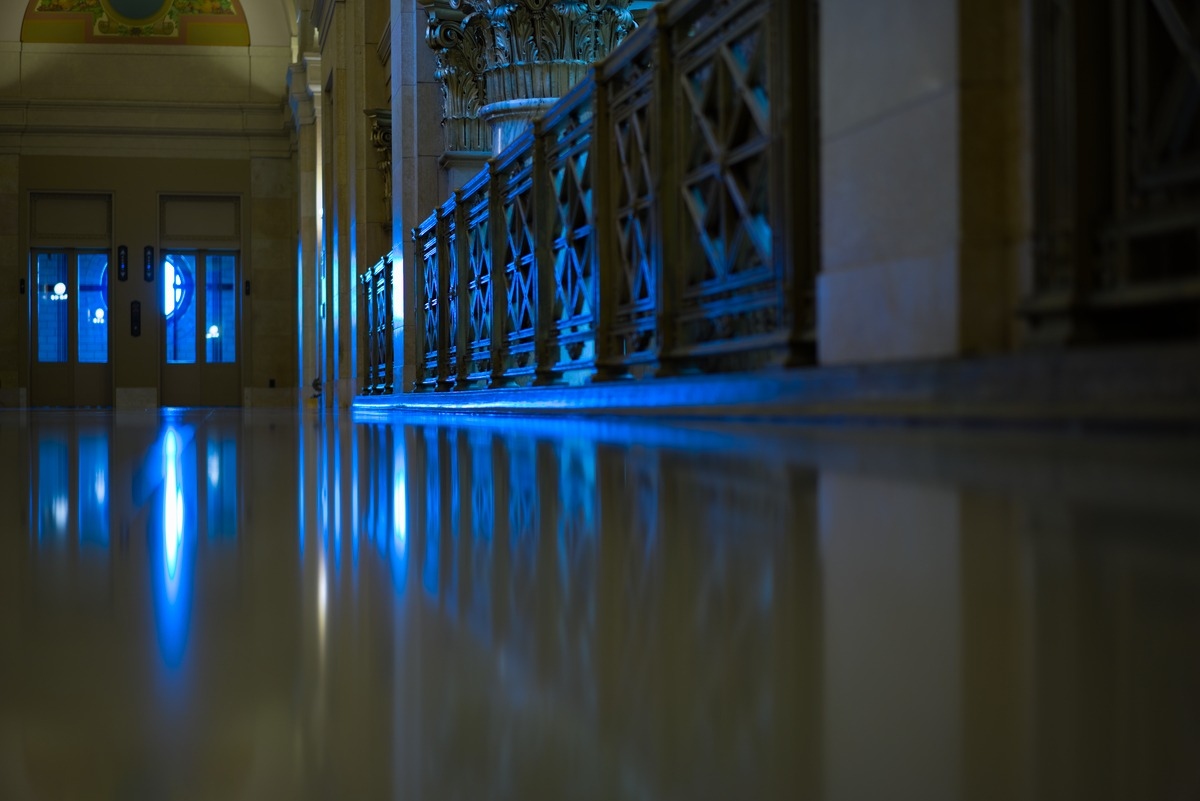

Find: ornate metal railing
<box><xmin>359</xmin><ymin>254</ymin><xmax>394</xmax><ymax>395</ymax></box>
<box><xmin>411</xmin><ymin>0</ymin><xmax>812</xmax><ymax>391</ymax></box>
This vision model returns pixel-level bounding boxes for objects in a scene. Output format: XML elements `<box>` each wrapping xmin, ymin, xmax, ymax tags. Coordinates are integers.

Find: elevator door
<box><xmin>160</xmin><ymin>251</ymin><xmax>240</xmax><ymax>407</ymax></box>
<box><xmin>30</xmin><ymin>249</ymin><xmax>112</xmax><ymax>407</ymax></box>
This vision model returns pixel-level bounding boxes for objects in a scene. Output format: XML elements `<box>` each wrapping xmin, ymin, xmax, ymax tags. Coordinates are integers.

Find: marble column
<box><xmin>290</xmin><ymin>54</ymin><xmax>323</xmax><ymax>408</ymax></box>
<box><xmin>0</xmin><ymin>154</ymin><xmax>19</xmax><ymax>407</ymax></box>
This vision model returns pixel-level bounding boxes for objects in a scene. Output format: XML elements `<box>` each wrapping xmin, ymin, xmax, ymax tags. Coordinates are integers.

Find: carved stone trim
<box><xmin>364</xmin><ymin>108</ymin><xmax>393</xmax><ymax>208</ymax></box>
<box><xmin>420</xmin><ymin>1</ymin><xmax>492</xmax><ymax>152</ymax></box>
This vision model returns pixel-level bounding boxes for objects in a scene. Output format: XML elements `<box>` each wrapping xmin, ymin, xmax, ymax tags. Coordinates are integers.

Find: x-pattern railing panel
<box><xmin>608</xmin><ymin>42</ymin><xmax>658</xmax><ymax>366</ymax></box>
<box><xmin>500</xmin><ymin>148</ymin><xmax>538</xmax><ymax>379</ymax></box>
<box><xmin>547</xmin><ymin>96</ymin><xmax>598</xmax><ymax>372</ymax></box>
<box><xmin>464</xmin><ymin>179</ymin><xmax>494</xmax><ymax>383</ymax></box>
<box><xmin>416</xmin><ymin>212</ymin><xmax>442</xmax><ymax>389</ymax></box>
<box><xmin>672</xmin><ymin>0</ymin><xmax>783</xmax><ymax>362</ymax></box>
<box><xmin>405</xmin><ymin>0</ymin><xmax>810</xmax><ymax>392</ymax></box>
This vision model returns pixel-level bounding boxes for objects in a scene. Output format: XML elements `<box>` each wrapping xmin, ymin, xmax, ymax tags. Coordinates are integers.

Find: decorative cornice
<box><xmin>287</xmin><ymin>52</ymin><xmax>323</xmax><ymax>130</ymax></box>
<box><xmin>364</xmin><ymin>108</ymin><xmax>393</xmax><ymax>209</ymax></box>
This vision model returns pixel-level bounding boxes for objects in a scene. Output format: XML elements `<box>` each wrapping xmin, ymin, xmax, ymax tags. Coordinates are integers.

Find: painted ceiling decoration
<box><xmin>22</xmin><ymin>0</ymin><xmax>250</xmax><ymax>46</ymax></box>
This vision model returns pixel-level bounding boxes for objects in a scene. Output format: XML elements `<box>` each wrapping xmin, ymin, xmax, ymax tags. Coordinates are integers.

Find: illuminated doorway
<box><xmin>29</xmin><ymin>249</ymin><xmax>112</xmax><ymax>407</ymax></box>
<box><xmin>160</xmin><ymin>251</ymin><xmax>241</xmax><ymax>406</ymax></box>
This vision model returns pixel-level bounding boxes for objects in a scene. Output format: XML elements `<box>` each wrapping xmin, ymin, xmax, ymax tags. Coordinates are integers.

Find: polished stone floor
<box><xmin>1</xmin><ymin>409</ymin><xmax>1198</xmax><ymax>800</ymax></box>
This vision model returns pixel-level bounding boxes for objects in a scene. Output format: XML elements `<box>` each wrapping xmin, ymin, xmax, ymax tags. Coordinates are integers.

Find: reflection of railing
<box><xmin>412</xmin><ymin>0</ymin><xmax>812</xmax><ymax>390</ymax></box>
<box><xmin>360</xmin><ymin>255</ymin><xmax>394</xmax><ymax>395</ymax></box>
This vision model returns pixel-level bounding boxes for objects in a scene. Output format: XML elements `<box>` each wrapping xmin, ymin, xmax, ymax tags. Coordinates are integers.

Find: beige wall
<box><xmin>818</xmin><ymin>0</ymin><xmax>1028</xmax><ymax>365</ymax></box>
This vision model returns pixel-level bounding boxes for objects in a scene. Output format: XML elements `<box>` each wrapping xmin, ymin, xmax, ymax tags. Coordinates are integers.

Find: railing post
<box><xmin>436</xmin><ymin>210</ymin><xmax>453</xmax><ymax>391</ymax></box>
<box><xmin>383</xmin><ymin>256</ymin><xmax>394</xmax><ymax>394</ymax></box>
<box><xmin>488</xmin><ymin>160</ymin><xmax>509</xmax><ymax>388</ymax></box>
<box><xmin>359</xmin><ymin>270</ymin><xmax>371</xmax><ymax>394</ymax></box>
<box><xmin>532</xmin><ymin>124</ymin><xmax>558</xmax><ymax>386</ymax></box>
<box><xmin>410</xmin><ymin>226</ymin><xmax>426</xmax><ymax>391</ymax></box>
<box><xmin>592</xmin><ymin>72</ymin><xmax>618</xmax><ymax>381</ymax></box>
<box><xmin>778</xmin><ymin>0</ymin><xmax>817</xmax><ymax>365</ymax></box>
<box><xmin>651</xmin><ymin>5</ymin><xmax>679</xmax><ymax>376</ymax></box>
<box><xmin>454</xmin><ymin>188</ymin><xmax>472</xmax><ymax>389</ymax></box>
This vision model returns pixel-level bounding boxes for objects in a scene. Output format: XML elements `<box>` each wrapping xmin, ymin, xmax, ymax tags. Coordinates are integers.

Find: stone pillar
<box><xmin>0</xmin><ymin>154</ymin><xmax>20</xmax><ymax>407</ymax></box>
<box><xmin>290</xmin><ymin>55</ymin><xmax>323</xmax><ymax>408</ymax></box>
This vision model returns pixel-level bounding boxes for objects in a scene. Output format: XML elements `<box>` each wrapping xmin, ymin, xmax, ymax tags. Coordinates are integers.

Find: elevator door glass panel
<box><xmin>77</xmin><ymin>253</ymin><xmax>109</xmax><ymax>364</ymax></box>
<box><xmin>161</xmin><ymin>251</ymin><xmax>240</xmax><ymax>406</ymax></box>
<box><xmin>206</xmin><ymin>254</ymin><xmax>237</xmax><ymax>364</ymax></box>
<box><xmin>36</xmin><ymin>253</ymin><xmax>68</xmax><ymax>363</ymax></box>
<box><xmin>165</xmin><ymin>254</ymin><xmax>198</xmax><ymax>365</ymax></box>
<box><xmin>31</xmin><ymin>249</ymin><xmax>111</xmax><ymax>407</ymax></box>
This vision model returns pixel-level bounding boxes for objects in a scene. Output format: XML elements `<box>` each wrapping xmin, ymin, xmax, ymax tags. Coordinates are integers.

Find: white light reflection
<box><xmin>393</xmin><ymin>463</ymin><xmax>407</xmax><ymax>556</ymax></box>
<box><xmin>94</xmin><ymin>469</ymin><xmax>106</xmax><ymax>505</ymax></box>
<box><xmin>390</xmin><ymin>443</ymin><xmax>408</xmax><ymax>595</ymax></box>
<box><xmin>163</xmin><ymin>261</ymin><xmax>177</xmax><ymax>316</ymax></box>
<box><xmin>208</xmin><ymin>447</ymin><xmax>220</xmax><ymax>487</ymax></box>
<box><xmin>154</xmin><ymin>424</ymin><xmax>194</xmax><ymax>670</ymax></box>
<box><xmin>318</xmin><ymin>556</ymin><xmax>328</xmax><ymax>648</ymax></box>
<box><xmin>164</xmin><ymin>428</ymin><xmax>184</xmax><ymax>597</ymax></box>
<box><xmin>52</xmin><ymin>495</ymin><xmax>68</xmax><ymax>532</ymax></box>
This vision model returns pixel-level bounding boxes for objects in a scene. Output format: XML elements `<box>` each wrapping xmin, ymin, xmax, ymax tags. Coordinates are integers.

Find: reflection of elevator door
<box><xmin>160</xmin><ymin>251</ymin><xmax>240</xmax><ymax>407</ymax></box>
<box><xmin>30</xmin><ymin>249</ymin><xmax>112</xmax><ymax>407</ymax></box>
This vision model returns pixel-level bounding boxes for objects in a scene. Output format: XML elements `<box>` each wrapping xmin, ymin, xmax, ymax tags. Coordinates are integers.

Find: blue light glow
<box><xmin>164</xmin><ymin>429</ymin><xmax>183</xmax><ymax>587</ymax></box>
<box><xmin>79</xmin><ymin>432</ymin><xmax>109</xmax><ymax>547</ymax></box>
<box><xmin>390</xmin><ymin>439</ymin><xmax>408</xmax><ymax>595</ymax></box>
<box><xmin>153</xmin><ymin>426</ymin><xmax>195</xmax><ymax>670</ymax></box>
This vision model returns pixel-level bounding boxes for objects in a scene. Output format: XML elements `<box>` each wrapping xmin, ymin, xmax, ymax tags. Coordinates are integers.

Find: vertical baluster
<box><xmin>652</xmin><ymin>6</ymin><xmax>679</xmax><ymax>376</ymax></box>
<box><xmin>593</xmin><ymin>73</ymin><xmax>617</xmax><ymax>382</ymax></box>
<box><xmin>533</xmin><ymin>120</ymin><xmax>558</xmax><ymax>386</ymax></box>
<box><xmin>436</xmin><ymin>210</ymin><xmax>451</xmax><ymax>390</ymax></box>
<box><xmin>410</xmin><ymin>226</ymin><xmax>426</xmax><ymax>391</ymax></box>
<box><xmin>454</xmin><ymin>188</ymin><xmax>471</xmax><ymax>389</ymax></box>
<box><xmin>488</xmin><ymin>160</ymin><xmax>508</xmax><ymax>388</ymax></box>
<box><xmin>777</xmin><ymin>0</ymin><xmax>818</xmax><ymax>365</ymax></box>
<box><xmin>384</xmin><ymin>256</ymin><xmax>394</xmax><ymax>394</ymax></box>
<box><xmin>359</xmin><ymin>271</ymin><xmax>370</xmax><ymax>394</ymax></box>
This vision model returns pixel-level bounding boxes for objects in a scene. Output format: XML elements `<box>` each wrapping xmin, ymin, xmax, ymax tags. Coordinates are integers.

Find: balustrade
<box><xmin>359</xmin><ymin>255</ymin><xmax>394</xmax><ymax>395</ymax></box>
<box><xmin>408</xmin><ymin>0</ymin><xmax>812</xmax><ymax>392</ymax></box>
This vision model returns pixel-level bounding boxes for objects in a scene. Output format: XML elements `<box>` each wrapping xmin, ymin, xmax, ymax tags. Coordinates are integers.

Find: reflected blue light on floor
<box><xmin>206</xmin><ymin>436</ymin><xmax>237</xmax><ymax>540</ymax></box>
<box><xmin>298</xmin><ymin>428</ymin><xmax>306</xmax><ymax>555</ymax></box>
<box><xmin>153</xmin><ymin>426</ymin><xmax>195</xmax><ymax>670</ymax></box>
<box><xmin>78</xmin><ymin>433</ymin><xmax>109</xmax><ymax>548</ymax></box>
<box><xmin>423</xmin><ymin>431</ymin><xmax>439</xmax><ymax>598</ymax></box>
<box><xmin>352</xmin><ymin>433</ymin><xmax>360</xmax><ymax>568</ymax></box>
<box><xmin>37</xmin><ymin>434</ymin><xmax>69</xmax><ymax>541</ymax></box>
<box><xmin>333</xmin><ymin>425</ymin><xmax>342</xmax><ymax>567</ymax></box>
<box><xmin>390</xmin><ymin>436</ymin><xmax>408</xmax><ymax>596</ymax></box>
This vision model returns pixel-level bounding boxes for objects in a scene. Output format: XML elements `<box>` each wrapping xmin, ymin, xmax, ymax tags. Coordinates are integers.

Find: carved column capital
<box><xmin>423</xmin><ymin>0</ymin><xmax>649</xmax><ymax>155</ymax></box>
<box><xmin>364</xmin><ymin>108</ymin><xmax>393</xmax><ymax>210</ymax></box>
<box><xmin>420</xmin><ymin>0</ymin><xmax>492</xmax><ymax>153</ymax></box>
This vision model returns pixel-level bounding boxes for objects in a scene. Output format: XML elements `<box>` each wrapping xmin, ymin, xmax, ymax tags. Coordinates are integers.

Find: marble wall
<box><xmin>817</xmin><ymin>0</ymin><xmax>1028</xmax><ymax>365</ymax></box>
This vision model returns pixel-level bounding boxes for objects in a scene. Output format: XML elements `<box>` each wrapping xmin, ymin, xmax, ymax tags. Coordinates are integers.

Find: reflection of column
<box><xmin>819</xmin><ymin>473</ymin><xmax>962</xmax><ymax>801</ymax></box>
<box><xmin>959</xmin><ymin>492</ymin><xmax>1029</xmax><ymax>801</ymax></box>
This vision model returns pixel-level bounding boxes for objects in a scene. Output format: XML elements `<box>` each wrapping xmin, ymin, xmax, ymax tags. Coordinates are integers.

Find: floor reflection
<box><xmin>1</xmin><ymin>409</ymin><xmax>1198</xmax><ymax>800</ymax></box>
